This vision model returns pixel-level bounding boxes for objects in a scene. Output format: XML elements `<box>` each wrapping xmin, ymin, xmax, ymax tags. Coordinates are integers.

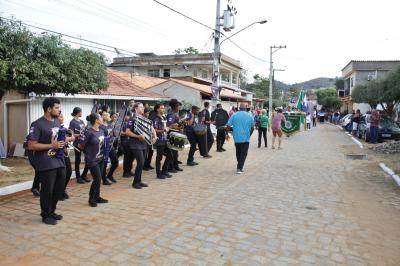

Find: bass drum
<box><xmin>193</xmin><ymin>123</ymin><xmax>207</xmax><ymax>136</ymax></box>
<box><xmin>167</xmin><ymin>131</ymin><xmax>189</xmax><ymax>151</ymax></box>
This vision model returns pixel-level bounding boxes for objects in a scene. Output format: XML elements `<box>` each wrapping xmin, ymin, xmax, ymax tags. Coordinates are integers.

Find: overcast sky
<box><xmin>1</xmin><ymin>0</ymin><xmax>400</xmax><ymax>84</ymax></box>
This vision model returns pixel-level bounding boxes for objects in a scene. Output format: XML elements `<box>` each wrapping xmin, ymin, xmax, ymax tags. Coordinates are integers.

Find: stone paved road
<box><xmin>1</xmin><ymin>124</ymin><xmax>400</xmax><ymax>266</ymax></box>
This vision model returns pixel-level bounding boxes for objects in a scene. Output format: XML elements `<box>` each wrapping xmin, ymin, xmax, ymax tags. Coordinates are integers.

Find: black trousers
<box><xmin>81</xmin><ymin>166</ymin><xmax>89</xmax><ymax>179</ymax></box>
<box><xmin>186</xmin><ymin>130</ymin><xmax>198</xmax><ymax>163</ymax></box>
<box><xmin>258</xmin><ymin>128</ymin><xmax>267</xmax><ymax>147</ymax></box>
<box><xmin>64</xmin><ymin>156</ymin><xmax>72</xmax><ymax>191</ymax></box>
<box><xmin>170</xmin><ymin>150</ymin><xmax>179</xmax><ymax>169</ymax></box>
<box><xmin>103</xmin><ymin>148</ymin><xmax>118</xmax><ymax>179</ymax></box>
<box><xmin>235</xmin><ymin>142</ymin><xmax>250</xmax><ymax>170</ymax></box>
<box><xmin>39</xmin><ymin>167</ymin><xmax>66</xmax><ymax>218</ymax></box>
<box><xmin>216</xmin><ymin>128</ymin><xmax>226</xmax><ymax>150</ymax></box>
<box><xmin>196</xmin><ymin>133</ymin><xmax>208</xmax><ymax>156</ymax></box>
<box><xmin>312</xmin><ymin>118</ymin><xmax>317</xmax><ymax>127</ymax></box>
<box><xmin>155</xmin><ymin>144</ymin><xmax>173</xmax><ymax>175</ymax></box>
<box><xmin>144</xmin><ymin>146</ymin><xmax>154</xmax><ymax>168</ymax></box>
<box><xmin>206</xmin><ymin>127</ymin><xmax>214</xmax><ymax>152</ymax></box>
<box><xmin>74</xmin><ymin>149</ymin><xmax>82</xmax><ymax>179</ymax></box>
<box><xmin>122</xmin><ymin>144</ymin><xmax>133</xmax><ymax>175</ymax></box>
<box><xmin>88</xmin><ymin>160</ymin><xmax>103</xmax><ymax>201</ymax></box>
<box><xmin>131</xmin><ymin>149</ymin><xmax>145</xmax><ymax>185</ymax></box>
<box><xmin>307</xmin><ymin>123</ymin><xmax>311</xmax><ymax>129</ymax></box>
<box><xmin>28</xmin><ymin>152</ymin><xmax>40</xmax><ymax>190</ymax></box>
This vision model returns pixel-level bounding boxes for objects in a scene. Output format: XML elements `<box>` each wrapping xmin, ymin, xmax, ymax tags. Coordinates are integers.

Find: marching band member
<box><xmin>211</xmin><ymin>103</ymin><xmax>229</xmax><ymax>152</ymax></box>
<box><xmin>121</xmin><ymin>111</ymin><xmax>134</xmax><ymax>177</ymax></box>
<box><xmin>153</xmin><ymin>103</ymin><xmax>173</xmax><ymax>179</ymax></box>
<box><xmin>185</xmin><ymin>105</ymin><xmax>200</xmax><ymax>166</ymax></box>
<box><xmin>58</xmin><ymin>112</ymin><xmax>74</xmax><ymax>201</ymax></box>
<box><xmin>197</xmin><ymin>102</ymin><xmax>212</xmax><ymax>158</ymax></box>
<box><xmin>79</xmin><ymin>113</ymin><xmax>109</xmax><ymax>207</ymax></box>
<box><xmin>69</xmin><ymin>107</ymin><xmax>89</xmax><ymax>184</ymax></box>
<box><xmin>125</xmin><ymin>103</ymin><xmax>155</xmax><ymax>189</ymax></box>
<box><xmin>28</xmin><ymin>97</ymin><xmax>72</xmax><ymax>225</ymax></box>
<box><xmin>166</xmin><ymin>99</ymin><xmax>184</xmax><ymax>172</ymax></box>
<box><xmin>104</xmin><ymin>112</ymin><xmax>119</xmax><ymax>183</ymax></box>
<box><xmin>99</xmin><ymin>112</ymin><xmax>112</xmax><ymax>185</ymax></box>
<box><xmin>143</xmin><ymin>108</ymin><xmax>155</xmax><ymax>171</ymax></box>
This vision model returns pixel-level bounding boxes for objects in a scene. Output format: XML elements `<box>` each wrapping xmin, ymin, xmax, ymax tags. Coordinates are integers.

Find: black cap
<box><xmin>192</xmin><ymin>105</ymin><xmax>200</xmax><ymax>110</ymax></box>
<box><xmin>71</xmin><ymin>107</ymin><xmax>82</xmax><ymax>116</ymax></box>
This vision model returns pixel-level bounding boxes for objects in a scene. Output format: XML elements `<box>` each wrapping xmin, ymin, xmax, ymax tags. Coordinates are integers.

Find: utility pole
<box><xmin>211</xmin><ymin>0</ymin><xmax>222</xmax><ymax>105</ymax></box>
<box><xmin>268</xmin><ymin>45</ymin><xmax>286</xmax><ymax>118</ymax></box>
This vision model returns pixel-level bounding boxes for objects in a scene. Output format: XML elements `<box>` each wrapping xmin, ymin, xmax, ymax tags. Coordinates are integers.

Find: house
<box><xmin>0</xmin><ymin>69</ymin><xmax>167</xmax><ymax>154</ymax></box>
<box><xmin>339</xmin><ymin>60</ymin><xmax>400</xmax><ymax>113</ymax></box>
<box><xmin>109</xmin><ymin>52</ymin><xmax>243</xmax><ymax>91</ymax></box>
<box><xmin>146</xmin><ymin>78</ymin><xmax>249</xmax><ymax>110</ymax></box>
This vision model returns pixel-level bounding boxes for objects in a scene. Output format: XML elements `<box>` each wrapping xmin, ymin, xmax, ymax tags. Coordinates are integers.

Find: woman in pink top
<box><xmin>271</xmin><ymin>109</ymin><xmax>286</xmax><ymax>149</ymax></box>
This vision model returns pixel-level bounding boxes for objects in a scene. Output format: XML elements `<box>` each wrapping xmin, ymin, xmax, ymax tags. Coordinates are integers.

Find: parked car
<box><xmin>340</xmin><ymin>114</ymin><xmax>352</xmax><ymax>131</ymax></box>
<box><xmin>358</xmin><ymin>115</ymin><xmax>400</xmax><ymax>142</ymax></box>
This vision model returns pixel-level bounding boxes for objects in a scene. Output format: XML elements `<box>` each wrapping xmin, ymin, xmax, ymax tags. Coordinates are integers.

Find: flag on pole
<box><xmin>296</xmin><ymin>90</ymin><xmax>304</xmax><ymax>110</ymax></box>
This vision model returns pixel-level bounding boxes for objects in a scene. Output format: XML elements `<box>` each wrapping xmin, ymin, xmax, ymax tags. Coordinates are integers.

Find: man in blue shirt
<box><xmin>226</xmin><ymin>103</ymin><xmax>255</xmax><ymax>174</ymax></box>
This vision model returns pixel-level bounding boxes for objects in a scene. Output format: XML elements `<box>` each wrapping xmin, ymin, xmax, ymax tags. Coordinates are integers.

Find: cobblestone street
<box><xmin>1</xmin><ymin>124</ymin><xmax>400</xmax><ymax>265</ymax></box>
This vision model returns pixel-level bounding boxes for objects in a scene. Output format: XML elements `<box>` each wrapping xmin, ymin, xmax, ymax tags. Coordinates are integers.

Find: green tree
<box><xmin>352</xmin><ymin>73</ymin><xmax>399</xmax><ymax>115</ymax></box>
<box><xmin>316</xmin><ymin>87</ymin><xmax>341</xmax><ymax>111</ymax></box>
<box><xmin>173</xmin><ymin>47</ymin><xmax>199</xmax><ymax>55</ymax></box>
<box><xmin>334</xmin><ymin>78</ymin><xmax>344</xmax><ymax>90</ymax></box>
<box><xmin>0</xmin><ymin>18</ymin><xmax>108</xmax><ymax>98</ymax></box>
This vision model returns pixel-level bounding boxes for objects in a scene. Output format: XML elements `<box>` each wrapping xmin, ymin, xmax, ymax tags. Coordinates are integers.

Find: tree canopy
<box><xmin>0</xmin><ymin>18</ymin><xmax>108</xmax><ymax>98</ymax></box>
<box><xmin>351</xmin><ymin>67</ymin><xmax>400</xmax><ymax>115</ymax></box>
<box><xmin>315</xmin><ymin>87</ymin><xmax>341</xmax><ymax>111</ymax></box>
<box><xmin>173</xmin><ymin>47</ymin><xmax>199</xmax><ymax>55</ymax></box>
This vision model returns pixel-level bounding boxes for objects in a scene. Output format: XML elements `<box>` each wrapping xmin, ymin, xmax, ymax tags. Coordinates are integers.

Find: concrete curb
<box><xmin>379</xmin><ymin>163</ymin><xmax>400</xmax><ymax>186</ymax></box>
<box><xmin>0</xmin><ymin>159</ymin><xmax>124</xmax><ymax>196</ymax></box>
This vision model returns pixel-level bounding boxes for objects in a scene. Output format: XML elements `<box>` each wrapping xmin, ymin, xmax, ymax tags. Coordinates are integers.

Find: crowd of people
<box><xmin>26</xmin><ymin>97</ymin><xmax>263</xmax><ymax>225</ymax></box>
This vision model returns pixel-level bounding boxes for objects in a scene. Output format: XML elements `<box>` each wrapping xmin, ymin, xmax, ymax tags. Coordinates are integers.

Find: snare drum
<box><xmin>167</xmin><ymin>131</ymin><xmax>189</xmax><ymax>151</ymax></box>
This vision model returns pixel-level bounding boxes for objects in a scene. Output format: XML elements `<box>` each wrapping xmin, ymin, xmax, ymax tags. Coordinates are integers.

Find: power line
<box><xmin>0</xmin><ymin>16</ymin><xmax>137</xmax><ymax>56</ymax></box>
<box><xmin>151</xmin><ymin>0</ymin><xmax>215</xmax><ymax>31</ymax></box>
<box><xmin>63</xmin><ymin>40</ymin><xmax>118</xmax><ymax>54</ymax></box>
<box><xmin>224</xmin><ymin>37</ymin><xmax>269</xmax><ymax>63</ymax></box>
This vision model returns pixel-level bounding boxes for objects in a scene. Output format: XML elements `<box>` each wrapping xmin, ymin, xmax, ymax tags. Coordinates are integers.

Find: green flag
<box><xmin>296</xmin><ymin>90</ymin><xmax>304</xmax><ymax>110</ymax></box>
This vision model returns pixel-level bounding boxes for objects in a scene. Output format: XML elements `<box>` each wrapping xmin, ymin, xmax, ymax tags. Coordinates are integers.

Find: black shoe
<box><xmin>162</xmin><ymin>172</ymin><xmax>172</xmax><ymax>178</ymax></box>
<box><xmin>169</xmin><ymin>169</ymin><xmax>178</xmax><ymax>173</ymax></box>
<box><xmin>216</xmin><ymin>149</ymin><xmax>223</xmax><ymax>152</ymax></box>
<box><xmin>88</xmin><ymin>200</ymin><xmax>97</xmax><ymax>207</ymax></box>
<box><xmin>221</xmin><ymin>148</ymin><xmax>226</xmax><ymax>152</ymax></box>
<box><xmin>132</xmin><ymin>183</ymin><xmax>142</xmax><ymax>189</ymax></box>
<box><xmin>103</xmin><ymin>180</ymin><xmax>112</xmax><ymax>185</ymax></box>
<box><xmin>82</xmin><ymin>176</ymin><xmax>91</xmax><ymax>183</ymax></box>
<box><xmin>122</xmin><ymin>173</ymin><xmax>131</xmax><ymax>178</ymax></box>
<box><xmin>258</xmin><ymin>145</ymin><xmax>261</xmax><ymax>148</ymax></box>
<box><xmin>187</xmin><ymin>161</ymin><xmax>197</xmax><ymax>166</ymax></box>
<box><xmin>177</xmin><ymin>160</ymin><xmax>182</xmax><ymax>164</ymax></box>
<box><xmin>157</xmin><ymin>174</ymin><xmax>166</xmax><ymax>179</ymax></box>
<box><xmin>140</xmin><ymin>182</ymin><xmax>148</xmax><ymax>187</ymax></box>
<box><xmin>174</xmin><ymin>167</ymin><xmax>183</xmax><ymax>171</ymax></box>
<box><xmin>77</xmin><ymin>178</ymin><xmax>85</xmax><ymax>184</ymax></box>
<box><xmin>31</xmin><ymin>188</ymin><xmax>40</xmax><ymax>197</ymax></box>
<box><xmin>203</xmin><ymin>154</ymin><xmax>212</xmax><ymax>158</ymax></box>
<box><xmin>148</xmin><ymin>165</ymin><xmax>155</xmax><ymax>169</ymax></box>
<box><xmin>42</xmin><ymin>217</ymin><xmax>57</xmax><ymax>225</ymax></box>
<box><xmin>63</xmin><ymin>192</ymin><xmax>69</xmax><ymax>199</ymax></box>
<box><xmin>143</xmin><ymin>166</ymin><xmax>150</xmax><ymax>171</ymax></box>
<box><xmin>108</xmin><ymin>176</ymin><xmax>117</xmax><ymax>183</ymax></box>
<box><xmin>96</xmin><ymin>197</ymin><xmax>109</xmax><ymax>203</ymax></box>
<box><xmin>58</xmin><ymin>196</ymin><xmax>65</xmax><ymax>201</ymax></box>
<box><xmin>51</xmin><ymin>213</ymin><xmax>63</xmax><ymax>220</ymax></box>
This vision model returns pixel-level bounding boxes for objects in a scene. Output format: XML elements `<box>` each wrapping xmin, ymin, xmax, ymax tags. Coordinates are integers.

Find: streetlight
<box><xmin>211</xmin><ymin>19</ymin><xmax>267</xmax><ymax>104</ymax></box>
<box><xmin>268</xmin><ymin>45</ymin><xmax>286</xmax><ymax>117</ymax></box>
<box><xmin>219</xmin><ymin>20</ymin><xmax>267</xmax><ymax>47</ymax></box>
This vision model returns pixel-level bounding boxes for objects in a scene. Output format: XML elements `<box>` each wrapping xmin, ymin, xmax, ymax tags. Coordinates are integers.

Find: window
<box><xmin>163</xmin><ymin>69</ymin><xmax>170</xmax><ymax>77</ymax></box>
<box><xmin>147</xmin><ymin>69</ymin><xmax>160</xmax><ymax>77</ymax></box>
<box><xmin>221</xmin><ymin>72</ymin><xmax>230</xmax><ymax>82</ymax></box>
<box><xmin>201</xmin><ymin>70</ymin><xmax>208</xmax><ymax>79</ymax></box>
<box><xmin>232</xmin><ymin>73</ymin><xmax>238</xmax><ymax>84</ymax></box>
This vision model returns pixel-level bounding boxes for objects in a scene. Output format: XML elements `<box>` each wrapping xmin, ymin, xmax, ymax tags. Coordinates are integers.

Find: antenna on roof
<box><xmin>114</xmin><ymin>48</ymin><xmax>122</xmax><ymax>57</ymax></box>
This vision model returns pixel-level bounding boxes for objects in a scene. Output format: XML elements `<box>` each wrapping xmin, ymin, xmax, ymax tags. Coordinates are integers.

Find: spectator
<box><xmin>370</xmin><ymin>109</ymin><xmax>381</xmax><ymax>144</ymax></box>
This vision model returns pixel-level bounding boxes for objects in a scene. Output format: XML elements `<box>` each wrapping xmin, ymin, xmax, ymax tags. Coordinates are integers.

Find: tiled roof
<box><xmin>170</xmin><ymin>79</ymin><xmax>246</xmax><ymax>101</ymax></box>
<box><xmin>102</xmin><ymin>69</ymin><xmax>167</xmax><ymax>98</ymax></box>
